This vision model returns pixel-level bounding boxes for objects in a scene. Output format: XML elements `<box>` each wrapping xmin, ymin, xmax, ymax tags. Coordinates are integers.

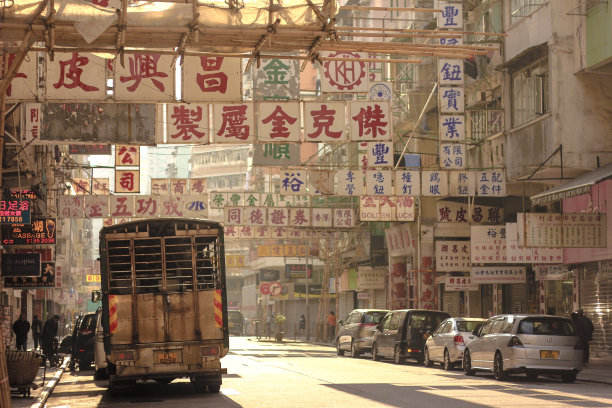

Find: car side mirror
<box><xmin>472</xmin><ymin>328</ymin><xmax>480</xmax><ymax>336</ymax></box>
<box><xmin>91</xmin><ymin>290</ymin><xmax>102</xmax><ymax>303</ymax></box>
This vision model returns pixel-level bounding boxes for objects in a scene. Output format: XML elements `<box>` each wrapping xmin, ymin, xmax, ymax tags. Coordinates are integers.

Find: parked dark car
<box><xmin>336</xmin><ymin>309</ymin><xmax>389</xmax><ymax>357</ymax></box>
<box><xmin>372</xmin><ymin>310</ymin><xmax>450</xmax><ymax>364</ymax></box>
<box><xmin>71</xmin><ymin>312</ymin><xmax>98</xmax><ymax>369</ymax></box>
<box><xmin>228</xmin><ymin>310</ymin><xmax>244</xmax><ymax>336</ymax></box>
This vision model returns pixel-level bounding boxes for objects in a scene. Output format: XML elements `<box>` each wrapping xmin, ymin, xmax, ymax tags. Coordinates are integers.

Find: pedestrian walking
<box><xmin>12</xmin><ymin>313</ymin><xmax>30</xmax><ymax>351</ymax></box>
<box><xmin>32</xmin><ymin>314</ymin><xmax>42</xmax><ymax>350</ymax></box>
<box><xmin>578</xmin><ymin>309</ymin><xmax>594</xmax><ymax>365</ymax></box>
<box><xmin>299</xmin><ymin>315</ymin><xmax>306</xmax><ymax>339</ymax></box>
<box><xmin>42</xmin><ymin>315</ymin><xmax>60</xmax><ymax>366</ymax></box>
<box><xmin>327</xmin><ymin>311</ymin><xmax>336</xmax><ymax>343</ymax></box>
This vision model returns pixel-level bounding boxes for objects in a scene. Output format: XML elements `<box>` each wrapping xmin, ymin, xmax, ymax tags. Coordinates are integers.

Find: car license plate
<box><xmin>540</xmin><ymin>350</ymin><xmax>559</xmax><ymax>359</ymax></box>
<box><xmin>155</xmin><ymin>350</ymin><xmax>181</xmax><ymax>364</ymax></box>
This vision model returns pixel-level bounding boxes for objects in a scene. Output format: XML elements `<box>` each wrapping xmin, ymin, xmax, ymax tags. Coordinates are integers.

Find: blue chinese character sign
<box><xmin>366</xmin><ymin>170</ymin><xmax>393</xmax><ymax>195</ymax></box>
<box><xmin>395</xmin><ymin>170</ymin><xmax>420</xmax><ymax>196</ymax></box>
<box><xmin>366</xmin><ymin>141</ymin><xmax>393</xmax><ymax>168</ymax></box>
<box><xmin>437</xmin><ymin>1</ymin><xmax>463</xmax><ymax>29</ymax></box>
<box><xmin>421</xmin><ymin>170</ymin><xmax>449</xmax><ymax>196</ymax></box>
<box><xmin>438</xmin><ymin>59</ymin><xmax>464</xmax><ymax>85</ymax></box>
<box><xmin>440</xmin><ymin>115</ymin><xmax>465</xmax><ymax>141</ymax></box>
<box><xmin>440</xmin><ymin>87</ymin><xmax>465</xmax><ymax>113</ymax></box>
<box><xmin>440</xmin><ymin>34</ymin><xmax>463</xmax><ymax>46</ymax></box>
<box><xmin>336</xmin><ymin>170</ymin><xmax>365</xmax><ymax>196</ymax></box>
<box><xmin>477</xmin><ymin>170</ymin><xmax>506</xmax><ymax>197</ymax></box>
<box><xmin>449</xmin><ymin>171</ymin><xmax>476</xmax><ymax>197</ymax></box>
<box><xmin>440</xmin><ymin>143</ymin><xmax>466</xmax><ymax>169</ymax></box>
<box><xmin>280</xmin><ymin>171</ymin><xmax>307</xmax><ymax>195</ymax></box>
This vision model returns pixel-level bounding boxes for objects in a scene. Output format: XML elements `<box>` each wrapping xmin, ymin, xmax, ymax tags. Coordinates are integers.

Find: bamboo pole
<box><xmin>305</xmin><ymin>0</ymin><xmax>327</xmax><ymax>25</ymax></box>
<box><xmin>245</xmin><ymin>18</ymin><xmax>281</xmax><ymax>73</ymax></box>
<box><xmin>336</xmin><ymin>25</ymin><xmax>508</xmax><ymax>37</ymax></box>
<box><xmin>337</xmin><ymin>31</ymin><xmax>464</xmax><ymax>39</ymax></box>
<box><xmin>116</xmin><ymin>0</ymin><xmax>128</xmax><ymax>65</ymax></box>
<box><xmin>339</xmin><ymin>6</ymin><xmax>441</xmax><ymax>12</ymax></box>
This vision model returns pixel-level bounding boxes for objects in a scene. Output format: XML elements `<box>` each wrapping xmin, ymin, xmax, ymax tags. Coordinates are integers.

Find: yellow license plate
<box><xmin>156</xmin><ymin>351</ymin><xmax>181</xmax><ymax>364</ymax></box>
<box><xmin>540</xmin><ymin>350</ymin><xmax>559</xmax><ymax>359</ymax></box>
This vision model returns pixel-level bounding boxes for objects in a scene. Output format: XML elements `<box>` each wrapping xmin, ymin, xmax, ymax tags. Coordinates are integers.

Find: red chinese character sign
<box><xmin>183</xmin><ymin>56</ymin><xmax>241</xmax><ymax>102</ymax></box>
<box><xmin>167</xmin><ymin>103</ymin><xmax>209</xmax><ymax>143</ymax></box>
<box><xmin>321</xmin><ymin>51</ymin><xmax>368</xmax><ymax>93</ymax></box>
<box><xmin>349</xmin><ymin>102</ymin><xmax>391</xmax><ymax>141</ymax></box>
<box><xmin>110</xmin><ymin>195</ymin><xmax>134</xmax><ymax>217</ymax></box>
<box><xmin>59</xmin><ymin>196</ymin><xmax>84</xmax><ymax>218</ymax></box>
<box><xmin>115</xmin><ymin>170</ymin><xmax>140</xmax><ymax>193</ymax></box>
<box><xmin>84</xmin><ymin>196</ymin><xmax>109</xmax><ymax>218</ymax></box>
<box><xmin>303</xmin><ymin>102</ymin><xmax>346</xmax><ymax>142</ymax></box>
<box><xmin>135</xmin><ymin>196</ymin><xmax>160</xmax><ymax>217</ymax></box>
<box><xmin>47</xmin><ymin>52</ymin><xmax>106</xmax><ymax>100</ymax></box>
<box><xmin>114</xmin><ymin>54</ymin><xmax>174</xmax><ymax>101</ymax></box>
<box><xmin>258</xmin><ymin>102</ymin><xmax>300</xmax><ymax>142</ymax></box>
<box><xmin>212</xmin><ymin>103</ymin><xmax>255</xmax><ymax>143</ymax></box>
<box><xmin>24</xmin><ymin>103</ymin><xmax>41</xmax><ymax>144</ymax></box>
<box><xmin>115</xmin><ymin>145</ymin><xmax>140</xmax><ymax>166</ymax></box>
<box><xmin>2</xmin><ymin>51</ymin><xmax>36</xmax><ymax>100</ymax></box>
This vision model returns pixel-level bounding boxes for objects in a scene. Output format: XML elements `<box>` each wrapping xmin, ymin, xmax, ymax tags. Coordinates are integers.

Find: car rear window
<box><xmin>518</xmin><ymin>318</ymin><xmax>575</xmax><ymax>336</ymax></box>
<box><xmin>409</xmin><ymin>313</ymin><xmax>449</xmax><ymax>332</ymax></box>
<box><xmin>456</xmin><ymin>320</ymin><xmax>483</xmax><ymax>332</ymax></box>
<box><xmin>363</xmin><ymin>312</ymin><xmax>387</xmax><ymax>324</ymax></box>
<box><xmin>81</xmin><ymin>314</ymin><xmax>97</xmax><ymax>332</ymax></box>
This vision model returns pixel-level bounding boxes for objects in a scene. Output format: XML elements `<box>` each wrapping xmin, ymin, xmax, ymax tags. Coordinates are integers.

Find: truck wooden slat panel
<box><xmin>136</xmin><ymin>293</ymin><xmax>165</xmax><ymax>343</ymax></box>
<box><xmin>112</xmin><ymin>294</ymin><xmax>133</xmax><ymax>344</ymax></box>
<box><xmin>167</xmin><ymin>293</ymin><xmax>197</xmax><ymax>342</ymax></box>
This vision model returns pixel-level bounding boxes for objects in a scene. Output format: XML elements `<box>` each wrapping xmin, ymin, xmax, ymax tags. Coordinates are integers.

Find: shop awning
<box><xmin>530</xmin><ymin>162</ymin><xmax>612</xmax><ymax>206</ymax></box>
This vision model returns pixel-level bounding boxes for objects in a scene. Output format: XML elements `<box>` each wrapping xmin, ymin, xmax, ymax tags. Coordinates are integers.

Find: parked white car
<box><xmin>462</xmin><ymin>314</ymin><xmax>583</xmax><ymax>383</ymax></box>
<box><xmin>424</xmin><ymin>317</ymin><xmax>486</xmax><ymax>370</ymax></box>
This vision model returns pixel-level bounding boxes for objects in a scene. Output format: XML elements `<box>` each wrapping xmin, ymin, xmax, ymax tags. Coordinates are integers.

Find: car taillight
<box><xmin>201</xmin><ymin>347</ymin><xmax>219</xmax><ymax>357</ymax></box>
<box><xmin>454</xmin><ymin>335</ymin><xmax>464</xmax><ymax>346</ymax></box>
<box><xmin>508</xmin><ymin>336</ymin><xmax>524</xmax><ymax>348</ymax></box>
<box><xmin>80</xmin><ymin>329</ymin><xmax>93</xmax><ymax>335</ymax></box>
<box><xmin>115</xmin><ymin>351</ymin><xmax>135</xmax><ymax>361</ymax></box>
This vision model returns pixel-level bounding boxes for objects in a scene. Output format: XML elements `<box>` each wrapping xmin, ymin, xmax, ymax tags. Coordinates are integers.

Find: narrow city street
<box><xmin>40</xmin><ymin>337</ymin><xmax>612</xmax><ymax>408</ymax></box>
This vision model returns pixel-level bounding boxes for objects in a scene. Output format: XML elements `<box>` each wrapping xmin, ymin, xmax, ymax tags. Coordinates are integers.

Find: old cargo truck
<box><xmin>97</xmin><ymin>219</ymin><xmax>228</xmax><ymax>395</ymax></box>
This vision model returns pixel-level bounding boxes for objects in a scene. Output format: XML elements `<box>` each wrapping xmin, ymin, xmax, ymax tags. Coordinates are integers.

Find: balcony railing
<box><xmin>469</xmin><ymin>109</ymin><xmax>503</xmax><ymax>140</ymax></box>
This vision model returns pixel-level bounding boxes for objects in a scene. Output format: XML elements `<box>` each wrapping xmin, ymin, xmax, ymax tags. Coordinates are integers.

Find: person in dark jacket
<box><xmin>577</xmin><ymin>309</ymin><xmax>594</xmax><ymax>364</ymax></box>
<box><xmin>42</xmin><ymin>315</ymin><xmax>60</xmax><ymax>365</ymax></box>
<box><xmin>32</xmin><ymin>315</ymin><xmax>42</xmax><ymax>350</ymax></box>
<box><xmin>12</xmin><ymin>313</ymin><xmax>30</xmax><ymax>351</ymax></box>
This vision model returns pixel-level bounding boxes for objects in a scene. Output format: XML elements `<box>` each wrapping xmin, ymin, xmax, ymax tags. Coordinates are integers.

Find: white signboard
<box><xmin>445</xmin><ymin>276</ymin><xmax>478</xmax><ymax>291</ymax></box>
<box><xmin>333</xmin><ymin>208</ymin><xmax>356</xmax><ymax>228</ymax></box>
<box><xmin>436</xmin><ymin>240</ymin><xmax>471</xmax><ymax>272</ymax></box>
<box><xmin>134</xmin><ymin>195</ymin><xmax>161</xmax><ymax>218</ymax></box>
<box><xmin>396</xmin><ymin>196</ymin><xmax>415</xmax><ymax>222</ymax></box>
<box><xmin>506</xmin><ymin>223</ymin><xmax>563</xmax><ymax>264</ymax></box>
<box><xmin>349</xmin><ymin>101</ymin><xmax>392</xmax><ymax>141</ymax></box>
<box><xmin>336</xmin><ymin>170</ymin><xmax>364</xmax><ymax>196</ymax></box>
<box><xmin>321</xmin><ymin>51</ymin><xmax>368</xmax><ymax>93</ymax></box>
<box><xmin>385</xmin><ymin>223</ymin><xmax>413</xmax><ymax>257</ymax></box>
<box><xmin>437</xmin><ymin>1</ymin><xmax>463</xmax><ymax>29</ymax></box>
<box><xmin>114</xmin><ymin>54</ymin><xmax>175</xmax><ymax>102</ymax></box>
<box><xmin>440</xmin><ymin>143</ymin><xmax>466</xmax><ymax>169</ymax></box>
<box><xmin>279</xmin><ymin>170</ymin><xmax>307</xmax><ymax>195</ymax></box>
<box><xmin>477</xmin><ymin>170</ymin><xmax>506</xmax><ymax>197</ymax></box>
<box><xmin>167</xmin><ymin>103</ymin><xmax>209</xmax><ymax>144</ymax></box>
<box><xmin>471</xmin><ymin>225</ymin><xmax>507</xmax><ymax>264</ymax></box>
<box><xmin>59</xmin><ymin>196</ymin><xmax>84</xmax><ymax>218</ymax></box>
<box><xmin>440</xmin><ymin>115</ymin><xmax>466</xmax><ymax>141</ymax></box>
<box><xmin>449</xmin><ymin>171</ymin><xmax>476</xmax><ymax>197</ymax></box>
<box><xmin>437</xmin><ymin>201</ymin><xmax>503</xmax><ymax>224</ymax></box>
<box><xmin>367</xmin><ymin>142</ymin><xmax>393</xmax><ymax>168</ymax></box>
<box><xmin>357</xmin><ymin>267</ymin><xmax>385</xmax><ymax>290</ymax></box>
<box><xmin>4</xmin><ymin>52</ymin><xmax>37</xmax><ymax>100</ymax></box>
<box><xmin>438</xmin><ymin>59</ymin><xmax>464</xmax><ymax>85</ymax></box>
<box><xmin>47</xmin><ymin>52</ymin><xmax>106</xmax><ymax>100</ymax></box>
<box><xmin>257</xmin><ymin>102</ymin><xmax>301</xmax><ymax>142</ymax></box>
<box><xmin>311</xmin><ymin>208</ymin><xmax>333</xmax><ymax>228</ymax></box>
<box><xmin>518</xmin><ymin>212</ymin><xmax>607</xmax><ymax>248</ymax></box>
<box><xmin>440</xmin><ymin>87</ymin><xmax>464</xmax><ymax>114</ymax></box>
<box><xmin>182</xmin><ymin>56</ymin><xmax>242</xmax><ymax>102</ymax></box>
<box><xmin>366</xmin><ymin>170</ymin><xmax>393</xmax><ymax>195</ymax></box>
<box><xmin>289</xmin><ymin>208</ymin><xmax>311</xmax><ymax>227</ymax></box>
<box><xmin>110</xmin><ymin>195</ymin><xmax>134</xmax><ymax>218</ymax></box>
<box><xmin>182</xmin><ymin>195</ymin><xmax>208</xmax><ymax>218</ymax></box>
<box><xmin>422</xmin><ymin>170</ymin><xmax>449</xmax><ymax>196</ymax></box>
<box><xmin>268</xmin><ymin>208</ymin><xmax>289</xmax><ymax>226</ymax></box>
<box><xmin>535</xmin><ymin>265</ymin><xmax>571</xmax><ymax>281</ymax></box>
<box><xmin>303</xmin><ymin>102</ymin><xmax>346</xmax><ymax>142</ymax></box>
<box><xmin>24</xmin><ymin>103</ymin><xmax>41</xmax><ymax>144</ymax></box>
<box><xmin>84</xmin><ymin>195</ymin><xmax>109</xmax><ymax>218</ymax></box>
<box><xmin>212</xmin><ymin>103</ymin><xmax>255</xmax><ymax>143</ymax></box>
<box><xmin>245</xmin><ymin>207</ymin><xmax>266</xmax><ymax>226</ymax></box>
<box><xmin>471</xmin><ymin>266</ymin><xmax>526</xmax><ymax>284</ymax></box>
<box><xmin>395</xmin><ymin>170</ymin><xmax>420</xmax><ymax>196</ymax></box>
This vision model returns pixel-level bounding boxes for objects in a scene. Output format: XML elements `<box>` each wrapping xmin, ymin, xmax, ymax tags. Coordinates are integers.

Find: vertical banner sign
<box><xmin>114</xmin><ymin>54</ymin><xmax>175</xmax><ymax>102</ymax></box>
<box><xmin>183</xmin><ymin>56</ymin><xmax>242</xmax><ymax>102</ymax></box>
<box><xmin>395</xmin><ymin>170</ymin><xmax>420</xmax><ymax>196</ymax></box>
<box><xmin>321</xmin><ymin>51</ymin><xmax>368</xmax><ymax>93</ymax></box>
<box><xmin>24</xmin><ymin>103</ymin><xmax>41</xmax><ymax>144</ymax></box>
<box><xmin>279</xmin><ymin>171</ymin><xmax>306</xmax><ymax>195</ymax></box>
<box><xmin>367</xmin><ymin>141</ymin><xmax>393</xmax><ymax>168</ymax></box>
<box><xmin>440</xmin><ymin>87</ymin><xmax>465</xmax><ymax>113</ymax></box>
<box><xmin>438</xmin><ymin>2</ymin><xmax>463</xmax><ymax>29</ymax></box>
<box><xmin>253</xmin><ymin>58</ymin><xmax>300</xmax><ymax>100</ymax></box>
<box><xmin>366</xmin><ymin>170</ymin><xmax>393</xmax><ymax>195</ymax></box>
<box><xmin>422</xmin><ymin>170</ymin><xmax>449</xmax><ymax>197</ymax></box>
<box><xmin>449</xmin><ymin>171</ymin><xmax>476</xmax><ymax>197</ymax></box>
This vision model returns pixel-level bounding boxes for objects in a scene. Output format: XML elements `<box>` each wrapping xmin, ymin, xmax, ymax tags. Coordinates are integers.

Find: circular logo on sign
<box><xmin>370</xmin><ymin>83</ymin><xmax>392</xmax><ymax>101</ymax></box>
<box><xmin>269</xmin><ymin>282</ymin><xmax>282</xmax><ymax>296</ymax></box>
<box><xmin>323</xmin><ymin>52</ymin><xmax>367</xmax><ymax>91</ymax></box>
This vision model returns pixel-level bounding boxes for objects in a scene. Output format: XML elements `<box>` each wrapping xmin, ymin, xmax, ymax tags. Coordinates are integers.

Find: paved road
<box><xmin>43</xmin><ymin>337</ymin><xmax>612</xmax><ymax>408</ymax></box>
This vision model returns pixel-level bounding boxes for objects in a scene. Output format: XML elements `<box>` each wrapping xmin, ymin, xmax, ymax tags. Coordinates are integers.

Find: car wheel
<box><xmin>424</xmin><ymin>348</ymin><xmax>433</xmax><ymax>367</ymax></box>
<box><xmin>393</xmin><ymin>346</ymin><xmax>404</xmax><ymax>365</ymax></box>
<box><xmin>494</xmin><ymin>352</ymin><xmax>507</xmax><ymax>381</ymax></box>
<box><xmin>463</xmin><ymin>350</ymin><xmax>476</xmax><ymax>376</ymax></box>
<box><xmin>193</xmin><ymin>376</ymin><xmax>208</xmax><ymax>393</ymax></box>
<box><xmin>372</xmin><ymin>343</ymin><xmax>380</xmax><ymax>361</ymax></box>
<box><xmin>208</xmin><ymin>384</ymin><xmax>221</xmax><ymax>393</ymax></box>
<box><xmin>526</xmin><ymin>372</ymin><xmax>538</xmax><ymax>381</ymax></box>
<box><xmin>443</xmin><ymin>349</ymin><xmax>453</xmax><ymax>371</ymax></box>
<box><xmin>336</xmin><ymin>340</ymin><xmax>345</xmax><ymax>356</ymax></box>
<box><xmin>561</xmin><ymin>372</ymin><xmax>577</xmax><ymax>383</ymax></box>
<box><xmin>350</xmin><ymin>340</ymin><xmax>360</xmax><ymax>358</ymax></box>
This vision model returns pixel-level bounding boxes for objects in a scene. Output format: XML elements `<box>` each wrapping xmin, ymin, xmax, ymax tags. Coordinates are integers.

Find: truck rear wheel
<box><xmin>193</xmin><ymin>377</ymin><xmax>208</xmax><ymax>393</ymax></box>
<box><xmin>208</xmin><ymin>384</ymin><xmax>220</xmax><ymax>393</ymax></box>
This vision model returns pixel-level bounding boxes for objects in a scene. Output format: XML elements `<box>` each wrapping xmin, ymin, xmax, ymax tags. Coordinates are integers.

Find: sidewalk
<box><xmin>577</xmin><ymin>359</ymin><xmax>612</xmax><ymax>385</ymax></box>
<box><xmin>10</xmin><ymin>365</ymin><xmax>59</xmax><ymax>408</ymax></box>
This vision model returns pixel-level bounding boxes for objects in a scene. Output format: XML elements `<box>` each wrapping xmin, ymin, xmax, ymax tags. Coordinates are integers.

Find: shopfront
<box><xmin>536</xmin><ymin>265</ymin><xmax>575</xmax><ymax>317</ymax></box>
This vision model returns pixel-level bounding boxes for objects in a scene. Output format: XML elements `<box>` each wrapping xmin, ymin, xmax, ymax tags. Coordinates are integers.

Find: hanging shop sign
<box><xmin>321</xmin><ymin>51</ymin><xmax>368</xmax><ymax>93</ymax></box>
<box><xmin>1</xmin><ymin>253</ymin><xmax>41</xmax><ymax>277</ymax></box>
<box><xmin>435</xmin><ymin>240</ymin><xmax>470</xmax><ymax>272</ymax></box>
<box><xmin>535</xmin><ymin>265</ymin><xmax>571</xmax><ymax>281</ymax></box>
<box><xmin>470</xmin><ymin>225</ymin><xmax>507</xmax><ymax>264</ymax></box>
<box><xmin>253</xmin><ymin>143</ymin><xmax>301</xmax><ymax>166</ymax></box>
<box><xmin>69</xmin><ymin>144</ymin><xmax>112</xmax><ymax>155</ymax></box>
<box><xmin>0</xmin><ymin>199</ymin><xmax>31</xmax><ymax>225</ymax></box>
<box><xmin>357</xmin><ymin>267</ymin><xmax>385</xmax><ymax>290</ymax></box>
<box><xmin>385</xmin><ymin>223</ymin><xmax>413</xmax><ymax>257</ymax></box>
<box><xmin>2</xmin><ymin>218</ymin><xmax>56</xmax><ymax>245</ymax></box>
<box><xmin>470</xmin><ymin>266</ymin><xmax>526</xmax><ymax>284</ymax></box>
<box><xmin>260</xmin><ymin>270</ymin><xmax>280</xmax><ymax>282</ymax></box>
<box><xmin>253</xmin><ymin>58</ymin><xmax>300</xmax><ymax>100</ymax></box>
<box><xmin>436</xmin><ymin>201</ymin><xmax>503</xmax><ymax>224</ymax></box>
<box><xmin>72</xmin><ymin>178</ymin><xmax>110</xmax><ymax>195</ymax></box>
<box><xmin>285</xmin><ymin>264</ymin><xmax>312</xmax><ymax>279</ymax></box>
<box><xmin>518</xmin><ymin>212</ymin><xmax>607</xmax><ymax>248</ymax></box>
<box><xmin>182</xmin><ymin>56</ymin><xmax>242</xmax><ymax>102</ymax></box>
<box><xmin>294</xmin><ymin>284</ymin><xmax>322</xmax><ymax>295</ymax></box>
<box><xmin>445</xmin><ymin>276</ymin><xmax>478</xmax><ymax>291</ymax></box>
<box><xmin>505</xmin><ymin>223</ymin><xmax>563</xmax><ymax>264</ymax></box>
<box><xmin>4</xmin><ymin>262</ymin><xmax>56</xmax><ymax>288</ymax></box>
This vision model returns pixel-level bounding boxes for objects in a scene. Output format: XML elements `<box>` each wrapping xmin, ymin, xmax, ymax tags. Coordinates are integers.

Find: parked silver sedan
<box><xmin>462</xmin><ymin>314</ymin><xmax>583</xmax><ymax>382</ymax></box>
<box><xmin>424</xmin><ymin>317</ymin><xmax>486</xmax><ymax>370</ymax></box>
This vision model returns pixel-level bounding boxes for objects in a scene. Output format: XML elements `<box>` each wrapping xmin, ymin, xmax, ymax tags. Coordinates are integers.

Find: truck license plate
<box><xmin>155</xmin><ymin>351</ymin><xmax>181</xmax><ymax>364</ymax></box>
<box><xmin>540</xmin><ymin>350</ymin><xmax>559</xmax><ymax>359</ymax></box>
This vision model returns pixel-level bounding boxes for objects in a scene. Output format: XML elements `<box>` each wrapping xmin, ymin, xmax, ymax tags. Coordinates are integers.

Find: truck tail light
<box><xmin>201</xmin><ymin>347</ymin><xmax>219</xmax><ymax>356</ymax></box>
<box><xmin>115</xmin><ymin>351</ymin><xmax>135</xmax><ymax>361</ymax></box>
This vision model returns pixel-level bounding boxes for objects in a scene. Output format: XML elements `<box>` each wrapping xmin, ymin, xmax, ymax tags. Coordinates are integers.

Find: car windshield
<box><xmin>456</xmin><ymin>320</ymin><xmax>483</xmax><ymax>332</ymax></box>
<box><xmin>518</xmin><ymin>318</ymin><xmax>575</xmax><ymax>336</ymax></box>
<box><xmin>409</xmin><ymin>313</ymin><xmax>448</xmax><ymax>331</ymax></box>
<box><xmin>363</xmin><ymin>312</ymin><xmax>387</xmax><ymax>324</ymax></box>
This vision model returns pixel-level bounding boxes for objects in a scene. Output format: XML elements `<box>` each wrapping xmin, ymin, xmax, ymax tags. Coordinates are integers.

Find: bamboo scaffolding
<box><xmin>338</xmin><ymin>6</ymin><xmax>441</xmax><ymax>12</ymax></box>
<box><xmin>336</xmin><ymin>26</ymin><xmax>508</xmax><ymax>37</ymax></box>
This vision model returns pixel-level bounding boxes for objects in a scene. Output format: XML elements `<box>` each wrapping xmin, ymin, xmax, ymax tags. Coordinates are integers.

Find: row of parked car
<box><xmin>335</xmin><ymin>309</ymin><xmax>584</xmax><ymax>383</ymax></box>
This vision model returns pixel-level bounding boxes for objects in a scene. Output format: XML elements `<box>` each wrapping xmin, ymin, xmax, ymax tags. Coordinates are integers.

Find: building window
<box><xmin>511</xmin><ymin>58</ymin><xmax>549</xmax><ymax>127</ymax></box>
<box><xmin>510</xmin><ymin>0</ymin><xmax>547</xmax><ymax>22</ymax></box>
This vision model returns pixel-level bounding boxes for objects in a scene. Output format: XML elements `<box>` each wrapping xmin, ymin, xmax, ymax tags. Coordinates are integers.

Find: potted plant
<box><xmin>274</xmin><ymin>314</ymin><xmax>286</xmax><ymax>342</ymax></box>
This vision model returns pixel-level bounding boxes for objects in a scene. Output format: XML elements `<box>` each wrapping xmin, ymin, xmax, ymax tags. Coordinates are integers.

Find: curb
<box><xmin>30</xmin><ymin>356</ymin><xmax>70</xmax><ymax>408</ymax></box>
<box><xmin>577</xmin><ymin>376</ymin><xmax>612</xmax><ymax>386</ymax></box>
